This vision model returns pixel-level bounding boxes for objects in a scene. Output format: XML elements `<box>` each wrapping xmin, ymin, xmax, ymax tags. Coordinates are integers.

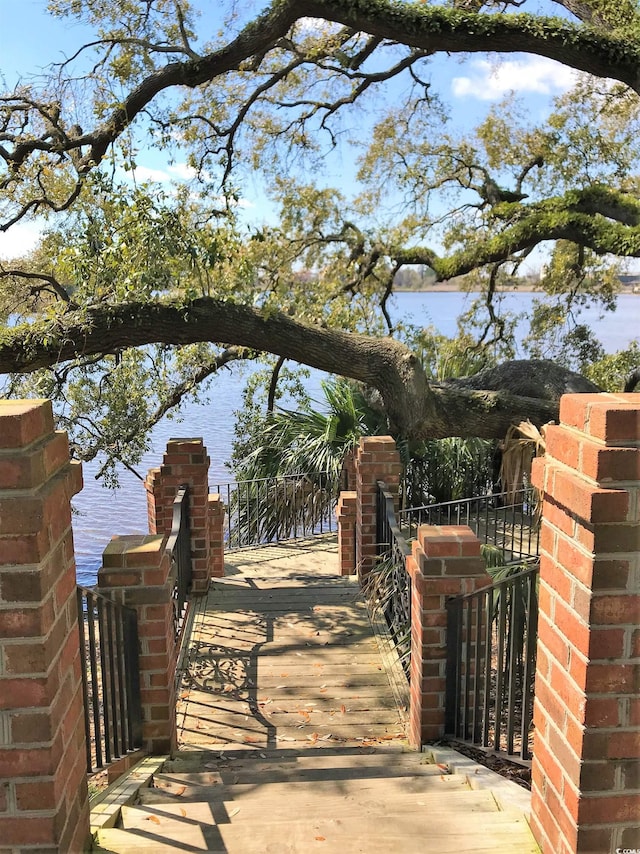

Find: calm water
<box><xmin>72</xmin><ymin>291</ymin><xmax>640</xmax><ymax>584</ymax></box>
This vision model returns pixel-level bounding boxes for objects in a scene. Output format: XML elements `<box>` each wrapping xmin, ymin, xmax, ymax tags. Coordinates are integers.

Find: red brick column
<box><xmin>145</xmin><ymin>438</ymin><xmax>218</xmax><ymax>593</ymax></box>
<box><xmin>208</xmin><ymin>494</ymin><xmax>225</xmax><ymax>579</ymax></box>
<box><xmin>99</xmin><ymin>535</ymin><xmax>177</xmax><ymax>755</ymax></box>
<box><xmin>355</xmin><ymin>436</ymin><xmax>402</xmax><ymax>581</ymax></box>
<box><xmin>530</xmin><ymin>393</ymin><xmax>640</xmax><ymax>854</ymax></box>
<box><xmin>336</xmin><ymin>491</ymin><xmax>357</xmax><ymax>575</ymax></box>
<box><xmin>0</xmin><ymin>400</ymin><xmax>90</xmax><ymax>854</ymax></box>
<box><xmin>407</xmin><ymin>525</ymin><xmax>489</xmax><ymax>749</ymax></box>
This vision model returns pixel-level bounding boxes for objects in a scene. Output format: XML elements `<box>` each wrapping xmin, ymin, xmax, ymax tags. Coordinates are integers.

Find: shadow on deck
<box><xmin>176</xmin><ymin>534</ymin><xmax>409</xmax><ymax>751</ymax></box>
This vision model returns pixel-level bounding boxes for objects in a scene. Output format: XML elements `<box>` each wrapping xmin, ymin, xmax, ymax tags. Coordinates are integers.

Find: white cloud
<box><xmin>452</xmin><ymin>57</ymin><xmax>577</xmax><ymax>101</ymax></box>
<box><xmin>0</xmin><ymin>222</ymin><xmax>42</xmax><ymax>259</ymax></box>
<box><xmin>167</xmin><ymin>163</ymin><xmax>198</xmax><ymax>181</ymax></box>
<box><xmin>130</xmin><ymin>164</ymin><xmax>173</xmax><ymax>183</ymax></box>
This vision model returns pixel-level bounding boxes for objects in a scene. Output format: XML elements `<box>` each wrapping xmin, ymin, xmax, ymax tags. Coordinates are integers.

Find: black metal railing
<box><xmin>77</xmin><ymin>587</ymin><xmax>143</xmax><ymax>774</ymax></box>
<box><xmin>167</xmin><ymin>485</ymin><xmax>191</xmax><ymax>640</ymax></box>
<box><xmin>445</xmin><ymin>562</ymin><xmax>539</xmax><ymax>762</ymax></box>
<box><xmin>368</xmin><ymin>480</ymin><xmax>412</xmax><ymax>677</ymax></box>
<box><xmin>213</xmin><ymin>471</ymin><xmax>337</xmax><ymax>550</ymax></box>
<box><xmin>399</xmin><ymin>488</ymin><xmax>539</xmax><ymax>562</ymax></box>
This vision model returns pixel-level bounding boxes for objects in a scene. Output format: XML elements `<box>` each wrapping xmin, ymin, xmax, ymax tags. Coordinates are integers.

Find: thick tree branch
<box><xmin>0</xmin><ymin>297</ymin><xmax>578</xmax><ymax>439</ymax></box>
<box><xmin>3</xmin><ymin>0</ymin><xmax>640</xmax><ymax>182</ymax></box>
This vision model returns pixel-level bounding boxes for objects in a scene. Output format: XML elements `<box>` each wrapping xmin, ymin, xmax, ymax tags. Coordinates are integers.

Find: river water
<box><xmin>72</xmin><ymin>291</ymin><xmax>640</xmax><ymax>584</ymax></box>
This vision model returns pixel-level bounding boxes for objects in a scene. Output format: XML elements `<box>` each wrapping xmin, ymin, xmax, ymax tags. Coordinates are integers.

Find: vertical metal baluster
<box><xmin>105</xmin><ymin>600</ymin><xmax>120</xmax><ymax>758</ymax></box>
<box><xmin>86</xmin><ymin>593</ymin><xmax>102</xmax><ymax>770</ymax></box>
<box><xmin>521</xmin><ymin>569</ymin><xmax>539</xmax><ymax>759</ymax></box>
<box><xmin>485</xmin><ymin>496</ymin><xmax>490</xmax><ymax>547</ymax></box>
<box><xmin>96</xmin><ymin>596</ymin><xmax>111</xmax><ymax>765</ymax></box>
<box><xmin>472</xmin><ymin>593</ymin><xmax>483</xmax><ymax>744</ymax></box>
<box><xmin>76</xmin><ymin>589</ymin><xmax>93</xmax><ymax>773</ymax></box>
<box><xmin>462</xmin><ymin>598</ymin><xmax>473</xmax><ymax>740</ymax></box>
<box><xmin>482</xmin><ymin>589</ymin><xmax>492</xmax><ymax>747</ymax></box>
<box><xmin>518</xmin><ymin>489</ymin><xmax>525</xmax><ymax>557</ymax></box>
<box><xmin>494</xmin><ymin>584</ymin><xmax>507</xmax><ymax>752</ymax></box>
<box><xmin>114</xmin><ymin>605</ymin><xmax>128</xmax><ymax>753</ymax></box>
<box><xmin>505</xmin><ymin>575</ymin><xmax>520</xmax><ymax>756</ymax></box>
<box><xmin>123</xmin><ymin>607</ymin><xmax>143</xmax><ymax>748</ymax></box>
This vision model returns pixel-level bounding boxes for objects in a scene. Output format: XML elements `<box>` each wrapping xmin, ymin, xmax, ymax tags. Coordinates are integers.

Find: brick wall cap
<box><xmin>103</xmin><ymin>534</ymin><xmax>164</xmax><ymax>556</ymax></box>
<box><xmin>0</xmin><ymin>400</ymin><xmax>54</xmax><ymax>449</ymax></box>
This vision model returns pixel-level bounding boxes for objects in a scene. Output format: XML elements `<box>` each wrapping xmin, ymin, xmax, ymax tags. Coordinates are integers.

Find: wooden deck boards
<box><xmin>177</xmin><ymin>538</ymin><xmax>408</xmax><ymax>751</ymax></box>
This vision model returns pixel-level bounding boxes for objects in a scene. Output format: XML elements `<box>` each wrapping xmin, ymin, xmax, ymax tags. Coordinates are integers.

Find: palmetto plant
<box><xmin>229</xmin><ymin>379</ymin><xmax>371</xmax><ymax>545</ymax></box>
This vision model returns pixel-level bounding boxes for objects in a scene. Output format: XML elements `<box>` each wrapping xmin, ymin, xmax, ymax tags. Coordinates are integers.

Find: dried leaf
<box><xmin>315</xmin><ymin>836</ymin><xmax>326</xmax><ymax>842</ymax></box>
<box><xmin>244</xmin><ymin>735</ymin><xmax>259</xmax><ymax>743</ymax></box>
<box><xmin>180</xmin><ymin>808</ymin><xmax>187</xmax><ymax>817</ymax></box>
<box><xmin>175</xmin><ymin>786</ymin><xmax>186</xmax><ymax>796</ymax></box>
<box><xmin>340</xmin><ymin>705</ymin><xmax>346</xmax><ymax>714</ymax></box>
<box><xmin>179</xmin><ymin>691</ymin><xmax>189</xmax><ymax>700</ymax></box>
<box><xmin>146</xmin><ymin>815</ymin><xmax>161</xmax><ymax>824</ymax></box>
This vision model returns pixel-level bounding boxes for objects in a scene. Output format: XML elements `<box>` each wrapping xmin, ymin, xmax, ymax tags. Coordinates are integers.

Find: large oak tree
<box><xmin>1</xmin><ymin>0</ymin><xmax>639</xmax><ymax>472</ymax></box>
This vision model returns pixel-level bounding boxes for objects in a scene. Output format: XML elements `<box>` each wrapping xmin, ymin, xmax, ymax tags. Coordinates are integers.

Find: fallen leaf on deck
<box><xmin>175</xmin><ymin>786</ymin><xmax>186</xmax><ymax>796</ymax></box>
<box><xmin>180</xmin><ymin>808</ymin><xmax>187</xmax><ymax>817</ymax></box>
<box><xmin>146</xmin><ymin>815</ymin><xmax>161</xmax><ymax>824</ymax></box>
<box><xmin>340</xmin><ymin>705</ymin><xmax>346</xmax><ymax>714</ymax></box>
<box><xmin>315</xmin><ymin>837</ymin><xmax>326</xmax><ymax>842</ymax></box>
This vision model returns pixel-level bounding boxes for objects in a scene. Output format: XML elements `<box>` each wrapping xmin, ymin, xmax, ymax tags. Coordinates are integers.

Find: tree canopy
<box><xmin>1</xmin><ymin>0</ymin><xmax>639</xmax><ymax>476</ymax></box>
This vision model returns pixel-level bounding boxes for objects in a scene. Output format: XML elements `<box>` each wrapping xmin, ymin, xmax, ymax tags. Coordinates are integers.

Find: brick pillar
<box><xmin>407</xmin><ymin>525</ymin><xmax>489</xmax><ymax>749</ymax></box>
<box><xmin>336</xmin><ymin>491</ymin><xmax>357</xmax><ymax>575</ymax></box>
<box><xmin>0</xmin><ymin>400</ymin><xmax>90</xmax><ymax>854</ymax></box>
<box><xmin>208</xmin><ymin>494</ymin><xmax>225</xmax><ymax>579</ymax></box>
<box><xmin>99</xmin><ymin>535</ymin><xmax>177</xmax><ymax>755</ymax></box>
<box><xmin>355</xmin><ymin>436</ymin><xmax>402</xmax><ymax>582</ymax></box>
<box><xmin>530</xmin><ymin>393</ymin><xmax>640</xmax><ymax>854</ymax></box>
<box><xmin>340</xmin><ymin>448</ymin><xmax>357</xmax><ymax>491</ymax></box>
<box><xmin>145</xmin><ymin>438</ymin><xmax>219</xmax><ymax>593</ymax></box>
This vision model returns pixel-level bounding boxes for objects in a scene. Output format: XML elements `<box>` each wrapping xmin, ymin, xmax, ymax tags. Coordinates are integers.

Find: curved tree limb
<box><xmin>0</xmin><ymin>296</ymin><xmax>569</xmax><ymax>439</ymax></box>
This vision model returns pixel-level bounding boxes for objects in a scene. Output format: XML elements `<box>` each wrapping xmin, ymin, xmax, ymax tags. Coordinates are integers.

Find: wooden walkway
<box><xmin>94</xmin><ymin>535</ymin><xmax>539</xmax><ymax>853</ymax></box>
<box><xmin>176</xmin><ymin>535</ymin><xmax>408</xmax><ymax>750</ymax></box>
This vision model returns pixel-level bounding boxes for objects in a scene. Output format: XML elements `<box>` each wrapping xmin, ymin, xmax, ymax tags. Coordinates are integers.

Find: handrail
<box><xmin>377</xmin><ymin>482</ymin><xmax>411</xmax><ymax>559</ymax></box>
<box><xmin>373</xmin><ymin>481</ymin><xmax>412</xmax><ymax>678</ymax></box>
<box><xmin>166</xmin><ymin>485</ymin><xmax>191</xmax><ymax>641</ymax></box>
<box><xmin>77</xmin><ymin>586</ymin><xmax>143</xmax><ymax>774</ymax></box>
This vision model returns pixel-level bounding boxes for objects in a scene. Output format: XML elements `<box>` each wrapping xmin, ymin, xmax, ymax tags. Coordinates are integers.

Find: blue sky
<box><xmin>0</xmin><ymin>0</ymin><xmax>580</xmax><ymax>259</ymax></box>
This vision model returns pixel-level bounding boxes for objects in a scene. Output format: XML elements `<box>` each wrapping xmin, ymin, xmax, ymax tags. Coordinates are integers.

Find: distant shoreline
<box><xmin>396</xmin><ymin>284</ymin><xmax>640</xmax><ymax>294</ymax></box>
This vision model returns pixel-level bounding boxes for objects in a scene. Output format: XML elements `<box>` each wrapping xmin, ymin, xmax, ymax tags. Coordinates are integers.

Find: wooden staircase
<box><xmin>94</xmin><ymin>746</ymin><xmax>539</xmax><ymax>853</ymax></box>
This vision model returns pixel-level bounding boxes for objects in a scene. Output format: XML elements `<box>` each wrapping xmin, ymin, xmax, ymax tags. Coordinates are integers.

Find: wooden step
<box><xmin>146</xmin><ymin>771</ymin><xmax>472</xmax><ymax>802</ymax></box>
<box><xmin>123</xmin><ymin>790</ymin><xmax>502</xmax><ymax>828</ymax></box>
<box><xmin>98</xmin><ymin>805</ymin><xmax>538</xmax><ymax>853</ymax></box>
<box><xmin>160</xmin><ymin>752</ymin><xmax>447</xmax><ymax>785</ymax></box>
